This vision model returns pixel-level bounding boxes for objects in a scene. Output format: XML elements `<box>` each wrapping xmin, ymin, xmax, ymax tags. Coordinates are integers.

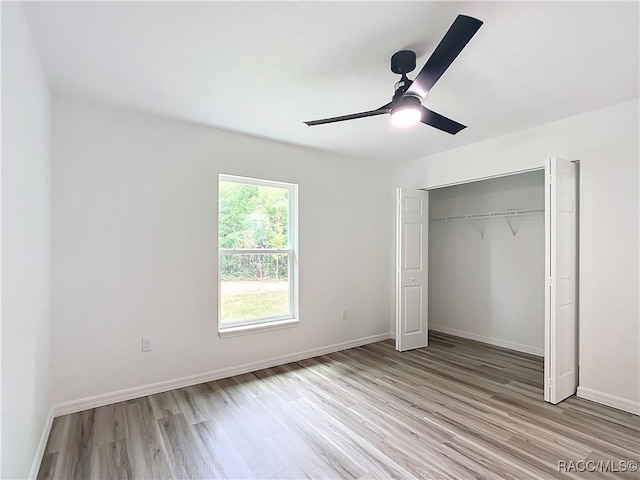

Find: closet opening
<box><xmin>428</xmin><ymin>170</ymin><xmax>545</xmax><ymax>358</ymax></box>
<box><xmin>395</xmin><ymin>158</ymin><xmax>579</xmax><ymax>404</ymax></box>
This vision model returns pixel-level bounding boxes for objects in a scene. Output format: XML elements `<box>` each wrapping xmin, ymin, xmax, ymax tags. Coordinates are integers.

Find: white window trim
<box><xmin>218</xmin><ymin>174</ymin><xmax>299</xmax><ymax>337</ymax></box>
<box><xmin>218</xmin><ymin>318</ymin><xmax>300</xmax><ymax>339</ymax></box>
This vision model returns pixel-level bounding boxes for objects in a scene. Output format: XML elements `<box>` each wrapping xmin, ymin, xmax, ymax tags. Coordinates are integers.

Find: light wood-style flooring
<box><xmin>38</xmin><ymin>332</ymin><xmax>640</xmax><ymax>479</ymax></box>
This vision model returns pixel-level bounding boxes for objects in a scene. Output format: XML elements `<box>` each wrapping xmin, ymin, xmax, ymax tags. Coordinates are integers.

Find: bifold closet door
<box><xmin>395</xmin><ymin>188</ymin><xmax>429</xmax><ymax>351</ymax></box>
<box><xmin>544</xmin><ymin>157</ymin><xmax>578</xmax><ymax>404</ymax></box>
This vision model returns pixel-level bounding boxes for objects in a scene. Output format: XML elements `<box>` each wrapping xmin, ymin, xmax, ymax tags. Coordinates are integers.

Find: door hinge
<box><xmin>547</xmin><ymin>378</ymin><xmax>552</xmax><ymax>388</ymax></box>
<box><xmin>548</xmin><ymin>174</ymin><xmax>552</xmax><ymax>184</ymax></box>
<box><xmin>548</xmin><ymin>276</ymin><xmax>553</xmax><ymax>286</ymax></box>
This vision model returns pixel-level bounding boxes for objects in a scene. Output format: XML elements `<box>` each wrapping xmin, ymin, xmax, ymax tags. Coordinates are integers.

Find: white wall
<box><xmin>1</xmin><ymin>3</ymin><xmax>53</xmax><ymax>478</ymax></box>
<box><xmin>428</xmin><ymin>171</ymin><xmax>545</xmax><ymax>355</ymax></box>
<box><xmin>51</xmin><ymin>98</ymin><xmax>393</xmax><ymax>405</ymax></box>
<box><xmin>392</xmin><ymin>99</ymin><xmax>640</xmax><ymax>413</ymax></box>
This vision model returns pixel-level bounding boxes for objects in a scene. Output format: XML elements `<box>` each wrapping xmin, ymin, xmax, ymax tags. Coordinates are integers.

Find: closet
<box><xmin>395</xmin><ymin>158</ymin><xmax>578</xmax><ymax>404</ymax></box>
<box><xmin>428</xmin><ymin>171</ymin><xmax>545</xmax><ymax>357</ymax></box>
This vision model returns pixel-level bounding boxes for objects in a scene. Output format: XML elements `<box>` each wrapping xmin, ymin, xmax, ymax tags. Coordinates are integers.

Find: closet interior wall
<box><xmin>428</xmin><ymin>171</ymin><xmax>545</xmax><ymax>356</ymax></box>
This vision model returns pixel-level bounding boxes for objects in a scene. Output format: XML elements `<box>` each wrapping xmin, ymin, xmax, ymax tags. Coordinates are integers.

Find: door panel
<box><xmin>396</xmin><ymin>188</ymin><xmax>429</xmax><ymax>351</ymax></box>
<box><xmin>404</xmin><ymin>223</ymin><xmax>422</xmax><ymax>269</ymax></box>
<box><xmin>544</xmin><ymin>158</ymin><xmax>577</xmax><ymax>404</ymax></box>
<box><xmin>403</xmin><ymin>285</ymin><xmax>423</xmax><ymax>334</ymax></box>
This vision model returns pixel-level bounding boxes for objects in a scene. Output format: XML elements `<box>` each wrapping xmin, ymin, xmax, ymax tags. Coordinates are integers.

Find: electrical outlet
<box><xmin>341</xmin><ymin>308</ymin><xmax>348</xmax><ymax>320</ymax></box>
<box><xmin>142</xmin><ymin>337</ymin><xmax>152</xmax><ymax>352</ymax></box>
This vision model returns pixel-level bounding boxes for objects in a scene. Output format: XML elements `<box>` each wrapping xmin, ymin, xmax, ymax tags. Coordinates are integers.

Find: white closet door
<box><xmin>396</xmin><ymin>188</ymin><xmax>429</xmax><ymax>351</ymax></box>
<box><xmin>544</xmin><ymin>158</ymin><xmax>578</xmax><ymax>404</ymax></box>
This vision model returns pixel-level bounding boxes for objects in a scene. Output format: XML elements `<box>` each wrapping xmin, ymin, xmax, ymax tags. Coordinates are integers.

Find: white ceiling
<box><xmin>22</xmin><ymin>1</ymin><xmax>639</xmax><ymax>163</ymax></box>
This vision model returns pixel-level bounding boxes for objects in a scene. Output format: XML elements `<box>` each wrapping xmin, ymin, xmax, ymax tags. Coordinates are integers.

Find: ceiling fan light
<box><xmin>390</xmin><ymin>107</ymin><xmax>421</xmax><ymax>127</ymax></box>
<box><xmin>390</xmin><ymin>96</ymin><xmax>422</xmax><ymax>127</ymax></box>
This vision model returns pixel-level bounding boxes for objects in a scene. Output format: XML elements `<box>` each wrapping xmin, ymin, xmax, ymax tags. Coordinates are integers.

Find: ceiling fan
<box><xmin>304</xmin><ymin>14</ymin><xmax>483</xmax><ymax>134</ymax></box>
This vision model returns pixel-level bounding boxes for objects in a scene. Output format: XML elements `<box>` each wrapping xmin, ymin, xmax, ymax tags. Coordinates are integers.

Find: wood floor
<box><xmin>38</xmin><ymin>332</ymin><xmax>640</xmax><ymax>479</ymax></box>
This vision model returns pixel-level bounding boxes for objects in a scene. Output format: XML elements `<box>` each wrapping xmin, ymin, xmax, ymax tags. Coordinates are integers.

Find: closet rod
<box><xmin>430</xmin><ymin>208</ymin><xmax>544</xmax><ymax>222</ymax></box>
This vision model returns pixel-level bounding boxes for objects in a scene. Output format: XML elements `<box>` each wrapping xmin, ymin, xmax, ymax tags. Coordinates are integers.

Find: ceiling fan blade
<box><xmin>421</xmin><ymin>107</ymin><xmax>466</xmax><ymax>134</ymax></box>
<box><xmin>304</xmin><ymin>106</ymin><xmax>391</xmax><ymax>126</ymax></box>
<box><xmin>406</xmin><ymin>15</ymin><xmax>483</xmax><ymax>99</ymax></box>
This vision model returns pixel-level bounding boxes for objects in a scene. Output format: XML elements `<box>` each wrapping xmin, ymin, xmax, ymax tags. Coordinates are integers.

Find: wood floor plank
<box><xmin>38</xmin><ymin>333</ymin><xmax>640</xmax><ymax>479</ymax></box>
<box><xmin>157</xmin><ymin>413</ymin><xmax>218</xmax><ymax>479</ymax></box>
<box><xmin>171</xmin><ymin>386</ymin><xmax>208</xmax><ymax>425</ymax></box>
<box><xmin>50</xmin><ymin>409</ymin><xmax>95</xmax><ymax>479</ymax></box>
<box><xmin>124</xmin><ymin>398</ymin><xmax>173</xmax><ymax>479</ymax></box>
<box><xmin>231</xmin><ymin>433</ymin><xmax>306</xmax><ymax>479</ymax></box>
<box><xmin>36</xmin><ymin>452</ymin><xmax>57</xmax><ymax>480</ymax></box>
<box><xmin>89</xmin><ymin>439</ymin><xmax>132</xmax><ymax>480</ymax></box>
<box><xmin>191</xmin><ymin>420</ymin><xmax>255</xmax><ymax>479</ymax></box>
<box><xmin>43</xmin><ymin>416</ymin><xmax>70</xmax><ymax>456</ymax></box>
<box><xmin>91</xmin><ymin>402</ymin><xmax>128</xmax><ymax>447</ymax></box>
<box><xmin>148</xmin><ymin>390</ymin><xmax>182</xmax><ymax>420</ymax></box>
<box><xmin>285</xmin><ymin>396</ymin><xmax>413</xmax><ymax>479</ymax></box>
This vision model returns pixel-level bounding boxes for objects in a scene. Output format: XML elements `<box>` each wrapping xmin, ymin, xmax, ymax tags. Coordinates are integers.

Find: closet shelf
<box><xmin>430</xmin><ymin>208</ymin><xmax>544</xmax><ymax>223</ymax></box>
<box><xmin>431</xmin><ymin>208</ymin><xmax>544</xmax><ymax>238</ymax></box>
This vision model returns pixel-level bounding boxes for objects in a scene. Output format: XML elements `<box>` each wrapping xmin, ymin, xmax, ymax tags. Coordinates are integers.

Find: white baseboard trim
<box><xmin>430</xmin><ymin>325</ymin><xmax>544</xmax><ymax>357</ymax></box>
<box><xmin>52</xmin><ymin>332</ymin><xmax>393</xmax><ymax>417</ymax></box>
<box><xmin>577</xmin><ymin>386</ymin><xmax>640</xmax><ymax>415</ymax></box>
<box><xmin>28</xmin><ymin>407</ymin><xmax>55</xmax><ymax>480</ymax></box>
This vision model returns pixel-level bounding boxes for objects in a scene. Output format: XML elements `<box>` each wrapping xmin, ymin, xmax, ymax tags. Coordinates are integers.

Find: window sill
<box><xmin>218</xmin><ymin>318</ymin><xmax>300</xmax><ymax>339</ymax></box>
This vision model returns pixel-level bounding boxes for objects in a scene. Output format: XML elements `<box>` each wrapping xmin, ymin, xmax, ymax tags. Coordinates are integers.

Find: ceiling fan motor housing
<box><xmin>392</xmin><ymin>94</ymin><xmax>422</xmax><ymax>113</ymax></box>
<box><xmin>391</xmin><ymin>50</ymin><xmax>417</xmax><ymax>75</ymax></box>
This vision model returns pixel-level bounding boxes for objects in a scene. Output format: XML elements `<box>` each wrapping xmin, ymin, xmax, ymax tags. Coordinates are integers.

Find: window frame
<box><xmin>217</xmin><ymin>174</ymin><xmax>298</xmax><ymax>336</ymax></box>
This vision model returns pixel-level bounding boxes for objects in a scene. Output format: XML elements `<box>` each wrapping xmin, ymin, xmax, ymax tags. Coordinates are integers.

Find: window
<box><xmin>218</xmin><ymin>174</ymin><xmax>298</xmax><ymax>336</ymax></box>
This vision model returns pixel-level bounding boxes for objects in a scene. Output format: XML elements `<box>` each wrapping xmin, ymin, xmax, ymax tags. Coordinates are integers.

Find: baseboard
<box><xmin>429</xmin><ymin>325</ymin><xmax>544</xmax><ymax>357</ymax></box>
<box><xmin>52</xmin><ymin>332</ymin><xmax>393</xmax><ymax>417</ymax></box>
<box><xmin>28</xmin><ymin>407</ymin><xmax>55</xmax><ymax>480</ymax></box>
<box><xmin>577</xmin><ymin>386</ymin><xmax>640</xmax><ymax>415</ymax></box>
